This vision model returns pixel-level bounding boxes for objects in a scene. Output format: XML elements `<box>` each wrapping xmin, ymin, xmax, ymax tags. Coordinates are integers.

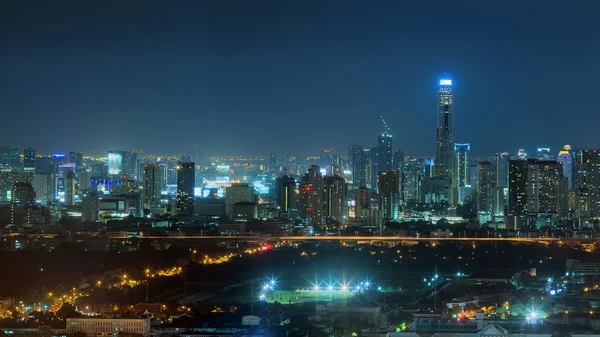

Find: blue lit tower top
<box><xmin>435</xmin><ymin>66</ymin><xmax>455</xmax><ymax>182</ymax></box>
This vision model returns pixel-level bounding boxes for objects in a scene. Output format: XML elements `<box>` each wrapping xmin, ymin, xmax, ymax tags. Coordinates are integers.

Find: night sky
<box><xmin>1</xmin><ymin>1</ymin><xmax>599</xmax><ymax>157</ymax></box>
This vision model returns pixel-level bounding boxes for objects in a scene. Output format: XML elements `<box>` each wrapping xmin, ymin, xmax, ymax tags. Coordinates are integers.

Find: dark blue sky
<box><xmin>1</xmin><ymin>0</ymin><xmax>599</xmax><ymax>157</ymax></box>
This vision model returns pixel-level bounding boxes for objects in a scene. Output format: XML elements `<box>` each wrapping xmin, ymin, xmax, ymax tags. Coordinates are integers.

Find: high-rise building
<box><xmin>299</xmin><ymin>165</ymin><xmax>324</xmax><ymax>226</ymax></box>
<box><xmin>363</xmin><ymin>148</ymin><xmax>376</xmax><ymax>189</ymax></box>
<box><xmin>143</xmin><ymin>163</ymin><xmax>162</xmax><ymax>209</ymax></box>
<box><xmin>575</xmin><ymin>149</ymin><xmax>600</xmax><ymax>218</ymax></box>
<box><xmin>356</xmin><ymin>186</ymin><xmax>369</xmax><ymax>220</ymax></box>
<box><xmin>378</xmin><ymin>171</ymin><xmax>399</xmax><ymax>224</ymax></box>
<box><xmin>401</xmin><ymin>159</ymin><xmax>423</xmax><ymax>203</ymax></box>
<box><xmin>348</xmin><ymin>145</ymin><xmax>365</xmax><ymax>187</ymax></box>
<box><xmin>64</xmin><ymin>172</ymin><xmax>76</xmax><ymax>206</ymax></box>
<box><xmin>11</xmin><ymin>182</ymin><xmax>36</xmax><ymax>225</ymax></box>
<box><xmin>33</xmin><ymin>173</ymin><xmax>55</xmax><ymax>203</ymax></box>
<box><xmin>424</xmin><ymin>158</ymin><xmax>435</xmax><ymax>178</ymax></box>
<box><xmin>477</xmin><ymin>161</ymin><xmax>494</xmax><ymax>216</ymax></box>
<box><xmin>68</xmin><ymin>152</ymin><xmax>83</xmax><ymax>173</ymax></box>
<box><xmin>496</xmin><ymin>152</ymin><xmax>510</xmax><ymax>189</ymax></box>
<box><xmin>508</xmin><ymin>159</ymin><xmax>568</xmax><ymax>228</ymax></box>
<box><xmin>393</xmin><ymin>150</ymin><xmax>404</xmax><ymax>170</ymax></box>
<box><xmin>419</xmin><ymin>177</ymin><xmax>451</xmax><ymax>204</ymax></box>
<box><xmin>23</xmin><ymin>147</ymin><xmax>35</xmax><ymax>172</ymax></box>
<box><xmin>537</xmin><ymin>148</ymin><xmax>552</xmax><ymax>161</ymax></box>
<box><xmin>454</xmin><ymin>143</ymin><xmax>470</xmax><ymax>188</ymax></box>
<box><xmin>320</xmin><ymin>149</ymin><xmax>333</xmax><ymax>174</ymax></box>
<box><xmin>323</xmin><ymin>175</ymin><xmax>347</xmax><ymax>222</ymax></box>
<box><xmin>0</xmin><ymin>146</ymin><xmax>21</xmax><ymax>171</ymax></box>
<box><xmin>557</xmin><ymin>147</ymin><xmax>574</xmax><ymax>190</ymax></box>
<box><xmin>225</xmin><ymin>183</ymin><xmax>255</xmax><ymax>217</ymax></box>
<box><xmin>275</xmin><ymin>174</ymin><xmax>296</xmax><ymax>213</ymax></box>
<box><xmin>377</xmin><ymin>132</ymin><xmax>393</xmax><ymax>173</ymax></box>
<box><xmin>269</xmin><ymin>154</ymin><xmax>277</xmax><ymax>171</ymax></box>
<box><xmin>82</xmin><ymin>191</ymin><xmax>99</xmax><ymax>222</ymax></box>
<box><xmin>176</xmin><ymin>162</ymin><xmax>195</xmax><ymax>217</ymax></box>
<box><xmin>517</xmin><ymin>149</ymin><xmax>527</xmax><ymax>160</ymax></box>
<box><xmin>435</xmin><ymin>74</ymin><xmax>455</xmax><ymax>204</ymax></box>
<box><xmin>108</xmin><ymin>151</ymin><xmax>126</xmax><ymax>175</ymax></box>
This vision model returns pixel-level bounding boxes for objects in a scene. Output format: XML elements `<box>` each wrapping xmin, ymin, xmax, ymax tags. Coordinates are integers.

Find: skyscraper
<box><xmin>11</xmin><ymin>182</ymin><xmax>36</xmax><ymax>225</ymax></box>
<box><xmin>348</xmin><ymin>144</ymin><xmax>365</xmax><ymax>187</ymax></box>
<box><xmin>377</xmin><ymin>131</ymin><xmax>393</xmax><ymax>173</ymax></box>
<box><xmin>299</xmin><ymin>165</ymin><xmax>324</xmax><ymax>226</ymax></box>
<box><xmin>64</xmin><ymin>172</ymin><xmax>76</xmax><ymax>206</ymax></box>
<box><xmin>557</xmin><ymin>147</ymin><xmax>574</xmax><ymax>190</ymax></box>
<box><xmin>477</xmin><ymin>161</ymin><xmax>494</xmax><ymax>216</ymax></box>
<box><xmin>275</xmin><ymin>174</ymin><xmax>296</xmax><ymax>213</ymax></box>
<box><xmin>143</xmin><ymin>163</ymin><xmax>162</xmax><ymax>209</ymax></box>
<box><xmin>378</xmin><ymin>170</ymin><xmax>400</xmax><ymax>224</ymax></box>
<box><xmin>323</xmin><ymin>175</ymin><xmax>347</xmax><ymax>222</ymax></box>
<box><xmin>537</xmin><ymin>148</ymin><xmax>552</xmax><ymax>161</ymax></box>
<box><xmin>435</xmin><ymin>75</ymin><xmax>455</xmax><ymax>185</ymax></box>
<box><xmin>393</xmin><ymin>149</ymin><xmax>405</xmax><ymax>170</ymax></box>
<box><xmin>363</xmin><ymin>148</ymin><xmax>376</xmax><ymax>189</ymax></box>
<box><xmin>176</xmin><ymin>162</ymin><xmax>195</xmax><ymax>217</ymax></box>
<box><xmin>0</xmin><ymin>147</ymin><xmax>21</xmax><ymax>171</ymax></box>
<box><xmin>454</xmin><ymin>143</ymin><xmax>470</xmax><ymax>188</ymax></box>
<box><xmin>23</xmin><ymin>147</ymin><xmax>35</xmax><ymax>172</ymax></box>
<box><xmin>496</xmin><ymin>152</ymin><xmax>510</xmax><ymax>189</ymax></box>
<box><xmin>508</xmin><ymin>159</ymin><xmax>568</xmax><ymax>228</ymax></box>
<box><xmin>68</xmin><ymin>152</ymin><xmax>83</xmax><ymax>173</ymax></box>
<box><xmin>575</xmin><ymin>149</ymin><xmax>600</xmax><ymax>218</ymax></box>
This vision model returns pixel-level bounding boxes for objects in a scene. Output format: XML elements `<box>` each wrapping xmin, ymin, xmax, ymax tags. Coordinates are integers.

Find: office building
<box><xmin>176</xmin><ymin>162</ymin><xmax>195</xmax><ymax>217</ymax></box>
<box><xmin>275</xmin><ymin>174</ymin><xmax>296</xmax><ymax>213</ymax></box>
<box><xmin>377</xmin><ymin>131</ymin><xmax>393</xmax><ymax>172</ymax></box>
<box><xmin>143</xmin><ymin>163</ymin><xmax>162</xmax><ymax>209</ymax></box>
<box><xmin>11</xmin><ymin>182</ymin><xmax>36</xmax><ymax>226</ymax></box>
<box><xmin>323</xmin><ymin>175</ymin><xmax>347</xmax><ymax>222</ymax></box>
<box><xmin>348</xmin><ymin>144</ymin><xmax>365</xmax><ymax>187</ymax></box>
<box><xmin>378</xmin><ymin>171</ymin><xmax>399</xmax><ymax>224</ymax></box>
<box><xmin>66</xmin><ymin>317</ymin><xmax>151</xmax><ymax>337</ymax></box>
<box><xmin>23</xmin><ymin>147</ymin><xmax>35</xmax><ymax>172</ymax></box>
<box><xmin>232</xmin><ymin>201</ymin><xmax>258</xmax><ymax>222</ymax></box>
<box><xmin>320</xmin><ymin>149</ymin><xmax>333</xmax><ymax>173</ymax></box>
<box><xmin>299</xmin><ymin>165</ymin><xmax>324</xmax><ymax>226</ymax></box>
<box><xmin>64</xmin><ymin>172</ymin><xmax>76</xmax><ymax>206</ymax></box>
<box><xmin>517</xmin><ymin>148</ymin><xmax>527</xmax><ymax>159</ymax></box>
<box><xmin>423</xmin><ymin>158</ymin><xmax>435</xmax><ymax>178</ymax></box>
<box><xmin>0</xmin><ymin>146</ymin><xmax>21</xmax><ymax>171</ymax></box>
<box><xmin>82</xmin><ymin>191</ymin><xmax>99</xmax><ymax>222</ymax></box>
<box><xmin>454</xmin><ymin>143</ymin><xmax>470</xmax><ymax>188</ymax></box>
<box><xmin>269</xmin><ymin>154</ymin><xmax>277</xmax><ymax>170</ymax></box>
<box><xmin>356</xmin><ymin>186</ymin><xmax>369</xmax><ymax>220</ymax></box>
<box><xmin>419</xmin><ymin>178</ymin><xmax>451</xmax><ymax>204</ymax></box>
<box><xmin>537</xmin><ymin>147</ymin><xmax>552</xmax><ymax>160</ymax></box>
<box><xmin>393</xmin><ymin>149</ymin><xmax>404</xmax><ymax>170</ymax></box>
<box><xmin>33</xmin><ymin>173</ymin><xmax>55</xmax><ymax>203</ymax></box>
<box><xmin>107</xmin><ymin>150</ymin><xmax>126</xmax><ymax>175</ymax></box>
<box><xmin>435</xmin><ymin>74</ymin><xmax>456</xmax><ymax>204</ymax></box>
<box><xmin>363</xmin><ymin>148</ymin><xmax>376</xmax><ymax>189</ymax></box>
<box><xmin>496</xmin><ymin>152</ymin><xmax>510</xmax><ymax>189</ymax></box>
<box><xmin>225</xmin><ymin>183</ymin><xmax>255</xmax><ymax>217</ymax></box>
<box><xmin>68</xmin><ymin>152</ymin><xmax>83</xmax><ymax>173</ymax></box>
<box><xmin>477</xmin><ymin>161</ymin><xmax>494</xmax><ymax>217</ymax></box>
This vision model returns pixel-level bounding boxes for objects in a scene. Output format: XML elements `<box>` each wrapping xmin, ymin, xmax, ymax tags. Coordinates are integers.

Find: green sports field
<box><xmin>264</xmin><ymin>289</ymin><xmax>354</xmax><ymax>304</ymax></box>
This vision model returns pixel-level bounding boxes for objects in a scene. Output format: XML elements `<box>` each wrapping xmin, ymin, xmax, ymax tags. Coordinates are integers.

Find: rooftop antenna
<box><xmin>380</xmin><ymin>115</ymin><xmax>390</xmax><ymax>133</ymax></box>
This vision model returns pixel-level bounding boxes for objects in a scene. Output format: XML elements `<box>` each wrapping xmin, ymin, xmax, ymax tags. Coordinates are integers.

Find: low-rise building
<box><xmin>66</xmin><ymin>316</ymin><xmax>151</xmax><ymax>337</ymax></box>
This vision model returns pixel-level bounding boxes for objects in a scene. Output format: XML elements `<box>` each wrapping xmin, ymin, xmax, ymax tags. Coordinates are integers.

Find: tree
<box><xmin>57</xmin><ymin>303</ymin><xmax>77</xmax><ymax>319</ymax></box>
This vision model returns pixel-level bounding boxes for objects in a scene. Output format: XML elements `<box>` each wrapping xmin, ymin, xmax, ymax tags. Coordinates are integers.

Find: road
<box><xmin>106</xmin><ymin>235</ymin><xmax>574</xmax><ymax>243</ymax></box>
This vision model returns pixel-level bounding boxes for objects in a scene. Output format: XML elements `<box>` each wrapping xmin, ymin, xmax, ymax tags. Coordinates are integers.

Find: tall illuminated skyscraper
<box><xmin>377</xmin><ymin>131</ymin><xmax>393</xmax><ymax>173</ymax></box>
<box><xmin>435</xmin><ymin>72</ymin><xmax>456</xmax><ymax>204</ymax></box>
<box><xmin>557</xmin><ymin>145</ymin><xmax>574</xmax><ymax>190</ymax></box>
<box><xmin>454</xmin><ymin>143</ymin><xmax>470</xmax><ymax>188</ymax></box>
<box><xmin>348</xmin><ymin>144</ymin><xmax>365</xmax><ymax>187</ymax></box>
<box><xmin>496</xmin><ymin>152</ymin><xmax>510</xmax><ymax>189</ymax></box>
<box><xmin>176</xmin><ymin>162</ymin><xmax>195</xmax><ymax>217</ymax></box>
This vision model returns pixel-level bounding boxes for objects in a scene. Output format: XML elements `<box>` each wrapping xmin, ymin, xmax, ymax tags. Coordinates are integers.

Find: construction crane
<box><xmin>380</xmin><ymin>115</ymin><xmax>391</xmax><ymax>133</ymax></box>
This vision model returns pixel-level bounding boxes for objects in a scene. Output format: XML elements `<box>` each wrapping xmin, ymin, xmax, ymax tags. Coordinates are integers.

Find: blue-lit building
<box><xmin>377</xmin><ymin>131</ymin><xmax>393</xmax><ymax>173</ymax></box>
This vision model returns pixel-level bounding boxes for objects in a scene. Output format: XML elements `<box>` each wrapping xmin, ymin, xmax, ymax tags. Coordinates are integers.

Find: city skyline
<box><xmin>2</xmin><ymin>1</ymin><xmax>600</xmax><ymax>156</ymax></box>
